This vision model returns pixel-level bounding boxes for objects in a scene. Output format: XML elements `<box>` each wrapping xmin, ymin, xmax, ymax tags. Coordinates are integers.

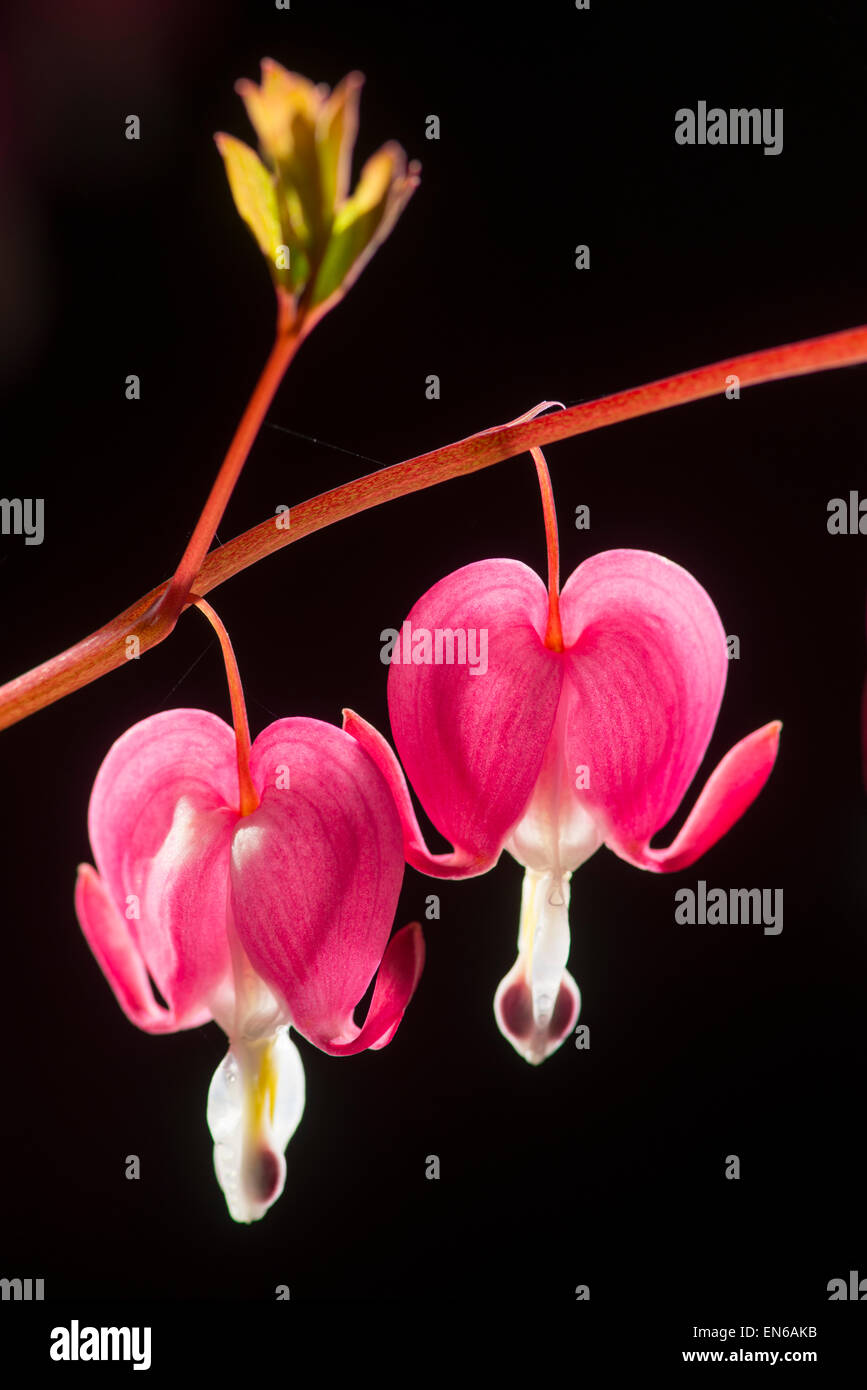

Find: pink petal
<box><xmin>83</xmin><ymin>709</ymin><xmax>240</xmax><ymax>1025</ymax></box>
<box><xmin>75</xmin><ymin>863</ymin><xmax>208</xmax><ymax>1033</ymax></box>
<box><xmin>559</xmin><ymin>550</ymin><xmax>729</xmax><ymax>855</ymax></box>
<box><xmin>624</xmin><ymin>721</ymin><xmax>782</xmax><ymax>872</ymax></box>
<box><xmin>230</xmin><ymin>718</ymin><xmax>413</xmax><ymax>1050</ymax></box>
<box><xmin>342</xmin><ymin>710</ymin><xmax>490</xmax><ymax>877</ymax></box>
<box><xmin>314</xmin><ymin>920</ymin><xmax>425</xmax><ymax>1056</ymax></box>
<box><xmin>387</xmin><ymin>559</ymin><xmax>563</xmax><ymax>869</ymax></box>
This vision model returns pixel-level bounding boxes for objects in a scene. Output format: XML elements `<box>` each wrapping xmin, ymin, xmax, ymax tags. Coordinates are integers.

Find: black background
<box><xmin>1</xmin><ymin>0</ymin><xmax>865</xmax><ymax>1358</ymax></box>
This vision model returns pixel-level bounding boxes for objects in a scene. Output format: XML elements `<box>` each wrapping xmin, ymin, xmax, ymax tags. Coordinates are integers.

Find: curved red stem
<box><xmin>1</xmin><ymin>323</ymin><xmax>866</xmax><ymax>732</ymax></box>
<box><xmin>192</xmin><ymin>596</ymin><xmax>259</xmax><ymax>817</ymax></box>
<box><xmin>531</xmin><ymin>447</ymin><xmax>564</xmax><ymax>651</ymax></box>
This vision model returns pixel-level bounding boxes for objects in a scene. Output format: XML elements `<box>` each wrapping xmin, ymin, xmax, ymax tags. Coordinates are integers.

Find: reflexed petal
<box><xmin>75</xmin><ymin>863</ymin><xmax>208</xmax><ymax>1033</ymax></box>
<box><xmin>343</xmin><ymin>710</ymin><xmax>492</xmax><ymax>877</ymax></box>
<box><xmin>311</xmin><ymin>920</ymin><xmax>424</xmax><ymax>1056</ymax></box>
<box><xmin>629</xmin><ymin>721</ymin><xmax>782</xmax><ymax>872</ymax></box>
<box><xmin>387</xmin><ymin>559</ymin><xmax>564</xmax><ymax>867</ymax></box>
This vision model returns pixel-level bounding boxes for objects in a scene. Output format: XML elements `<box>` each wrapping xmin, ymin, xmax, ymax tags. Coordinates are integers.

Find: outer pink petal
<box><xmin>75</xmin><ymin>864</ymin><xmax>208</xmax><ymax>1033</ymax></box>
<box><xmin>314</xmin><ymin>920</ymin><xmax>425</xmax><ymax>1056</ymax></box>
<box><xmin>342</xmin><ymin>709</ymin><xmax>491</xmax><ymax>877</ymax></box>
<box><xmin>84</xmin><ymin>709</ymin><xmax>239</xmax><ymax>1025</ymax></box>
<box><xmin>387</xmin><ymin>559</ymin><xmax>563</xmax><ymax>867</ymax></box>
<box><xmin>620</xmin><ymin>721</ymin><xmax>782</xmax><ymax>872</ymax></box>
<box><xmin>559</xmin><ymin>550</ymin><xmax>729</xmax><ymax>854</ymax></box>
<box><xmin>230</xmin><ymin>718</ymin><xmax>412</xmax><ymax>1051</ymax></box>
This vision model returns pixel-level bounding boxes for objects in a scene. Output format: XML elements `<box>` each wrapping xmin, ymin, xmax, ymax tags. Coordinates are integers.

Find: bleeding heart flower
<box><xmin>348</xmin><ymin>443</ymin><xmax>779</xmax><ymax>1066</ymax></box>
<box><xmin>74</xmin><ymin>603</ymin><xmax>423</xmax><ymax>1222</ymax></box>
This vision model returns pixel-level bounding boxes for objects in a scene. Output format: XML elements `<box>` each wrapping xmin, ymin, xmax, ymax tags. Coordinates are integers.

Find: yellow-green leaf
<box><xmin>215</xmin><ymin>133</ymin><xmax>283</xmax><ymax>267</ymax></box>
<box><xmin>311</xmin><ymin>144</ymin><xmax>418</xmax><ymax>309</ymax></box>
<box><xmin>315</xmin><ymin>71</ymin><xmax>364</xmax><ymax>220</ymax></box>
<box><xmin>235</xmin><ymin>61</ymin><xmax>323</xmax><ymax>169</ymax></box>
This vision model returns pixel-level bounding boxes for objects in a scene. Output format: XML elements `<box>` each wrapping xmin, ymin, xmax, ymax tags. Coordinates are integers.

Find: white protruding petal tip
<box><xmin>494</xmin><ymin>960</ymin><xmax>581</xmax><ymax>1066</ymax></box>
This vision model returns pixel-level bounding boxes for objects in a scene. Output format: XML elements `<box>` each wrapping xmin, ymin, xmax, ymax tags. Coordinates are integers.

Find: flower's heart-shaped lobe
<box><xmin>78</xmin><ymin>709</ymin><xmax>241</xmax><ymax>1031</ymax></box>
<box><xmin>559</xmin><ymin>550</ymin><xmax>780</xmax><ymax>870</ymax></box>
<box><xmin>386</xmin><ymin>559</ymin><xmax>563</xmax><ymax>872</ymax></box>
<box><xmin>559</xmin><ymin>549</ymin><xmax>728</xmax><ymax>859</ymax></box>
<box><xmin>233</xmin><ymin>718</ymin><xmax>422</xmax><ymax>1054</ymax></box>
<box><xmin>77</xmin><ymin>710</ymin><xmax>424</xmax><ymax>1053</ymax></box>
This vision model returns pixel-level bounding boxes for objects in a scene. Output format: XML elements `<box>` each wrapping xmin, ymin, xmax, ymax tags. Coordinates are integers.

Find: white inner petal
<box><xmin>504</xmin><ymin>681</ymin><xmax>602</xmax><ymax>877</ymax></box>
<box><xmin>496</xmin><ymin>682</ymin><xmax>600</xmax><ymax>1052</ymax></box>
<box><xmin>506</xmin><ymin>792</ymin><xmax>601</xmax><ymax>876</ymax></box>
<box><xmin>521</xmin><ymin>869</ymin><xmax>572</xmax><ymax>1027</ymax></box>
<box><xmin>207</xmin><ymin>1027</ymin><xmax>306</xmax><ymax>1225</ymax></box>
